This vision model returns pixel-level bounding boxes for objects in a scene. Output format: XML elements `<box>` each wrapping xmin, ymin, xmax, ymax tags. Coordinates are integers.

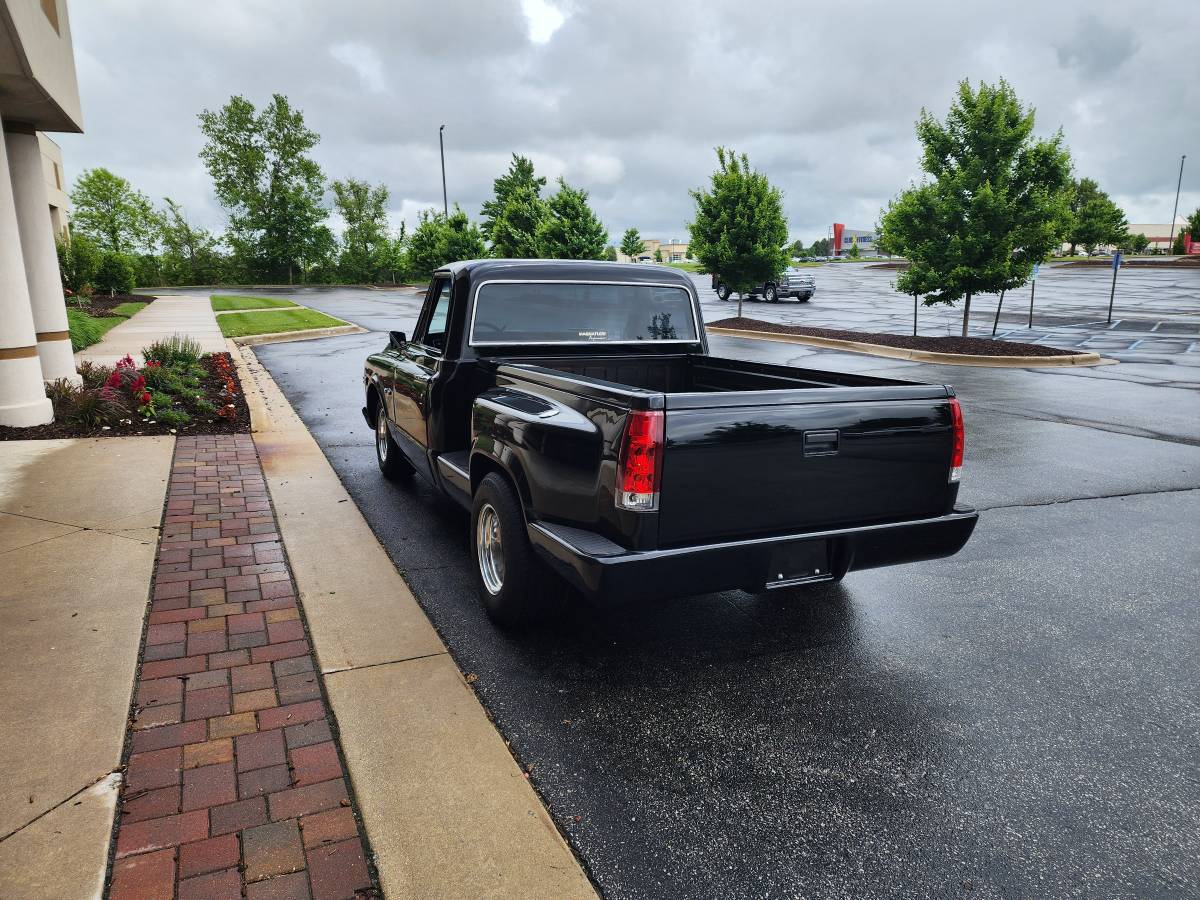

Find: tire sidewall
<box><xmin>471</xmin><ymin>472</ymin><xmax>536</xmax><ymax>626</ymax></box>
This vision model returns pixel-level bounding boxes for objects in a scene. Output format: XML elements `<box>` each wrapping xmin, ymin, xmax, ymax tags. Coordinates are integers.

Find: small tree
<box><xmin>878</xmin><ymin>79</ymin><xmax>1071</xmax><ymax>337</ymax></box>
<box><xmin>685</xmin><ymin>246</ymin><xmax>693</xmax><ymax>260</ymax></box>
<box><xmin>94</xmin><ymin>251</ymin><xmax>137</xmax><ymax>295</ymax></box>
<box><xmin>620</xmin><ymin>227</ymin><xmax>645</xmax><ymax>261</ymax></box>
<box><xmin>1121</xmin><ymin>232</ymin><xmax>1150</xmax><ymax>254</ymax></box>
<box><xmin>481</xmin><ymin>154</ymin><xmax>547</xmax><ymax>258</ymax></box>
<box><xmin>406</xmin><ymin>206</ymin><xmax>486</xmax><ymax>280</ymax></box>
<box><xmin>57</xmin><ymin>230</ymin><xmax>101</xmax><ymax>293</ymax></box>
<box><xmin>69</xmin><ymin>168</ymin><xmax>160</xmax><ymax>254</ymax></box>
<box><xmin>688</xmin><ymin>147</ymin><xmax>788</xmax><ymax>317</ymax></box>
<box><xmin>602</xmin><ymin>245</ymin><xmax>618</xmax><ymax>261</ymax></box>
<box><xmin>846</xmin><ymin>241</ymin><xmax>861</xmax><ymax>259</ymax></box>
<box><xmin>654</xmin><ymin>248</ymin><xmax>663</xmax><ymax>262</ymax></box>
<box><xmin>536</xmin><ymin>178</ymin><xmax>608</xmax><ymax>260</ymax></box>
<box><xmin>332</xmin><ymin>178</ymin><xmax>391</xmax><ymax>283</ymax></box>
<box><xmin>159</xmin><ymin>198</ymin><xmax>225</xmax><ymax>285</ymax></box>
<box><xmin>1066</xmin><ymin>177</ymin><xmax>1128</xmax><ymax>254</ymax></box>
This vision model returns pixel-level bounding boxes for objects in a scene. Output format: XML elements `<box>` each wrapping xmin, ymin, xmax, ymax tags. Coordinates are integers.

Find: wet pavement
<box><xmin>235</xmin><ymin>279</ymin><xmax>1200</xmax><ymax>899</ymax></box>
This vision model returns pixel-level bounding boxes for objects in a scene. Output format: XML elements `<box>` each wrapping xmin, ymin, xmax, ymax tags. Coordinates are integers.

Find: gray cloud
<box><xmin>58</xmin><ymin>0</ymin><xmax>1199</xmax><ymax>245</ymax></box>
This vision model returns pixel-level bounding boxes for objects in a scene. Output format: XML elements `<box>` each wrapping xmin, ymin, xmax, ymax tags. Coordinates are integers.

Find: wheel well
<box><xmin>366</xmin><ymin>385</ymin><xmax>381</xmax><ymax>423</ymax></box>
<box><xmin>470</xmin><ymin>453</ymin><xmax>531</xmax><ymax>510</ymax></box>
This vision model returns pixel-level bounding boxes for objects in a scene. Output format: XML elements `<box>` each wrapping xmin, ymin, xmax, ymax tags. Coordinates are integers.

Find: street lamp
<box><xmin>439</xmin><ymin>125</ymin><xmax>448</xmax><ymax>217</ymax></box>
<box><xmin>1167</xmin><ymin>154</ymin><xmax>1185</xmax><ymax>255</ymax></box>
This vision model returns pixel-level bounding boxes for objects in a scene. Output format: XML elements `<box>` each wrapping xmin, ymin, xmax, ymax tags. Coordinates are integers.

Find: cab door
<box><xmin>391</xmin><ymin>276</ymin><xmax>452</xmax><ymax>473</ymax></box>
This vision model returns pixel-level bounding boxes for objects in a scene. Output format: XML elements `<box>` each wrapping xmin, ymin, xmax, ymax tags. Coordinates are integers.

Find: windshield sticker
<box><xmin>578</xmin><ymin>330</ymin><xmax>608</xmax><ymax>341</ymax></box>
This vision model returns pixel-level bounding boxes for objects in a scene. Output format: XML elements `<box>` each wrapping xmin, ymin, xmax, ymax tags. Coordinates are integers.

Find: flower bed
<box><xmin>0</xmin><ymin>336</ymin><xmax>251</xmax><ymax>440</ymax></box>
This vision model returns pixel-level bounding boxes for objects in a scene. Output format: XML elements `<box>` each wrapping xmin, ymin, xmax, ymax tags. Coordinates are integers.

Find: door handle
<box><xmin>803</xmin><ymin>430</ymin><xmax>839</xmax><ymax>457</ymax></box>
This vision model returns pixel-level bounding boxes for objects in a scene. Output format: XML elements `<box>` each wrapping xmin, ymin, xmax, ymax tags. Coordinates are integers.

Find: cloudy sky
<box><xmin>58</xmin><ymin>0</ymin><xmax>1199</xmax><ymax>246</ymax></box>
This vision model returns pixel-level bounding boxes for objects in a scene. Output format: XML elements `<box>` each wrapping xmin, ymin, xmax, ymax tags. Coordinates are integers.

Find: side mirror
<box><xmin>388</xmin><ymin>330</ymin><xmax>406</xmax><ymax>350</ymax></box>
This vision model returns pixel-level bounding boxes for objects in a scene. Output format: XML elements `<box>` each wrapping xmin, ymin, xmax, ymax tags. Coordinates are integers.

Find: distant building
<box><xmin>0</xmin><ymin>0</ymin><xmax>85</xmax><ymax>425</ymax></box>
<box><xmin>617</xmin><ymin>238</ymin><xmax>690</xmax><ymax>264</ymax></box>
<box><xmin>831</xmin><ymin>223</ymin><xmax>879</xmax><ymax>256</ymax></box>
<box><xmin>1124</xmin><ymin>221</ymin><xmax>1189</xmax><ymax>253</ymax></box>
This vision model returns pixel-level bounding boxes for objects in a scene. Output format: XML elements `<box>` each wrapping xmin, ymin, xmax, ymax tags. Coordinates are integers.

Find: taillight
<box><xmin>949</xmin><ymin>397</ymin><xmax>964</xmax><ymax>483</ymax></box>
<box><xmin>616</xmin><ymin>409</ymin><xmax>664</xmax><ymax>511</ymax></box>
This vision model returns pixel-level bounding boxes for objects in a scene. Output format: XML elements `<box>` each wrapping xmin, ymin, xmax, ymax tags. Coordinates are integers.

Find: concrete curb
<box><xmin>226</xmin><ymin>340</ymin><xmax>598</xmax><ymax>899</ymax></box>
<box><xmin>706</xmin><ymin>326</ymin><xmax>1116</xmax><ymax>368</ymax></box>
<box><xmin>230</xmin><ymin>324</ymin><xmax>367</xmax><ymax>346</ymax></box>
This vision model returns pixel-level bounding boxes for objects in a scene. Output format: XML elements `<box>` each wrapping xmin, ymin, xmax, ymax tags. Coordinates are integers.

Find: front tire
<box><xmin>716</xmin><ymin>283</ymin><xmax>731</xmax><ymax>301</ymax></box>
<box><xmin>472</xmin><ymin>473</ymin><xmax>541</xmax><ymax>627</ymax></box>
<box><xmin>374</xmin><ymin>402</ymin><xmax>413</xmax><ymax>481</ymax></box>
<box><xmin>764</xmin><ymin>283</ymin><xmax>778</xmax><ymax>303</ymax></box>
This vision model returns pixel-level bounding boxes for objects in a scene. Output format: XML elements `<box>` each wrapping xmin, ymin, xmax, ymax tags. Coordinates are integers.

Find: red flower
<box><xmin>140</xmin><ymin>391</ymin><xmax>152</xmax><ymax>405</ymax></box>
<box><xmin>131</xmin><ymin>375</ymin><xmax>146</xmax><ymax>394</ymax></box>
<box><xmin>105</xmin><ymin>370</ymin><xmax>122</xmax><ymax>389</ymax></box>
<box><xmin>144</xmin><ymin>360</ymin><xmax>161</xmax><ymax>369</ymax></box>
<box><xmin>117</xmin><ymin>355</ymin><xmax>136</xmax><ymax>369</ymax></box>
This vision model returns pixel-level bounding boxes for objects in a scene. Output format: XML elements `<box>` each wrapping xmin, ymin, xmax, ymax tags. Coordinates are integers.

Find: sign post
<box><xmin>913</xmin><ymin>292</ymin><xmax>919</xmax><ymax>336</ymax></box>
<box><xmin>1106</xmin><ymin>252</ymin><xmax>1122</xmax><ymax>324</ymax></box>
<box><xmin>1027</xmin><ymin>263</ymin><xmax>1039</xmax><ymax>328</ymax></box>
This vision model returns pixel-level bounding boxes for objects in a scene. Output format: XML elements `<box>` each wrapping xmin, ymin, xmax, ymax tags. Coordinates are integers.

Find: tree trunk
<box><xmin>737</xmin><ymin>294</ymin><xmax>743</xmax><ymax>318</ymax></box>
<box><xmin>961</xmin><ymin>292</ymin><xmax>972</xmax><ymax>338</ymax></box>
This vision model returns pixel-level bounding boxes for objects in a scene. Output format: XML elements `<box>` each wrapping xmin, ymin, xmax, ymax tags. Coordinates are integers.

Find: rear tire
<box><xmin>471</xmin><ymin>473</ymin><xmax>543</xmax><ymax>627</ymax></box>
<box><xmin>716</xmin><ymin>283</ymin><xmax>731</xmax><ymax>301</ymax></box>
<box><xmin>373</xmin><ymin>400</ymin><xmax>413</xmax><ymax>481</ymax></box>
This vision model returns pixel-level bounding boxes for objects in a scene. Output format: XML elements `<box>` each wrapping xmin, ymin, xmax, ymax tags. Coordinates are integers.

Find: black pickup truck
<box><xmin>364</xmin><ymin>260</ymin><xmax>976</xmax><ymax>625</ymax></box>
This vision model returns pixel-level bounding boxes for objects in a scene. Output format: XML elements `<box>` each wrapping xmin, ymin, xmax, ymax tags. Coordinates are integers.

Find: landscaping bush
<box><xmin>155</xmin><ymin>408</ymin><xmax>191</xmax><ymax>428</ymax></box>
<box><xmin>140</xmin><ymin>363</ymin><xmax>184</xmax><ymax>393</ymax></box>
<box><xmin>66</xmin><ymin>308</ymin><xmax>106</xmax><ymax>351</ymax></box>
<box><xmin>144</xmin><ymin>334</ymin><xmax>203</xmax><ymax>368</ymax></box>
<box><xmin>94</xmin><ymin>251</ymin><xmax>137</xmax><ymax>295</ymax></box>
<box><xmin>44</xmin><ymin>379</ymin><xmax>127</xmax><ymax>427</ymax></box>
<box><xmin>57</xmin><ymin>233</ymin><xmax>101</xmax><ymax>293</ymax></box>
<box><xmin>77</xmin><ymin>360</ymin><xmax>114</xmax><ymax>389</ymax></box>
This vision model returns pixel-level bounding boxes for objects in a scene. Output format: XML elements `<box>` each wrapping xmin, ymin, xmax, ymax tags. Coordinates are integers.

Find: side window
<box><xmin>417</xmin><ymin>279</ymin><xmax>452</xmax><ymax>353</ymax></box>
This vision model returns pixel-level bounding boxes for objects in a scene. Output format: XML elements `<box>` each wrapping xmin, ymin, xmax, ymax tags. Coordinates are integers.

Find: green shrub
<box><xmin>148</xmin><ymin>390</ymin><xmax>172</xmax><ymax>410</ymax></box>
<box><xmin>94</xmin><ymin>251</ymin><xmax>137</xmax><ymax>295</ymax></box>
<box><xmin>156</xmin><ymin>408</ymin><xmax>191</xmax><ymax>427</ymax></box>
<box><xmin>57</xmin><ymin>232</ymin><xmax>101</xmax><ymax>293</ymax></box>
<box><xmin>192</xmin><ymin>398</ymin><xmax>217</xmax><ymax>415</ymax></box>
<box><xmin>66</xmin><ymin>308</ymin><xmax>106</xmax><ymax>351</ymax></box>
<box><xmin>77</xmin><ymin>361</ymin><xmax>114</xmax><ymax>389</ymax></box>
<box><xmin>142</xmin><ymin>364</ymin><xmax>184</xmax><ymax>393</ymax></box>
<box><xmin>144</xmin><ymin>334</ymin><xmax>203</xmax><ymax>368</ymax></box>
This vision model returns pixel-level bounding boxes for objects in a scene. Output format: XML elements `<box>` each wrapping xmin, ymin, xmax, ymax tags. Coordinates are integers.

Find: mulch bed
<box><xmin>708</xmin><ymin>317</ymin><xmax>1083</xmax><ymax>357</ymax></box>
<box><xmin>69</xmin><ymin>293</ymin><xmax>159</xmax><ymax>316</ymax></box>
<box><xmin>0</xmin><ymin>353</ymin><xmax>251</xmax><ymax>441</ymax></box>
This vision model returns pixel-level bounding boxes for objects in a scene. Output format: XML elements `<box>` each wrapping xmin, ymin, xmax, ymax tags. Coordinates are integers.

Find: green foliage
<box><xmin>619</xmin><ymin>228</ymin><xmax>646</xmax><ymax>260</ymax></box>
<box><xmin>57</xmin><ymin>230</ymin><xmax>102</xmax><ymax>293</ymax></box>
<box><xmin>141</xmin><ymin>363</ymin><xmax>184</xmax><ymax>393</ymax></box>
<box><xmin>878</xmin><ymin>79</ymin><xmax>1072</xmax><ymax>336</ymax></box>
<box><xmin>846</xmin><ymin>242</ymin><xmax>861</xmax><ymax>259</ymax></box>
<box><xmin>809</xmin><ymin>237</ymin><xmax>831</xmax><ymax>257</ymax></box>
<box><xmin>1066</xmin><ymin>177</ymin><xmax>1128</xmax><ymax>253</ymax></box>
<box><xmin>199</xmin><ymin>94</ymin><xmax>330</xmax><ymax>282</ymax></box>
<box><xmin>66</xmin><ymin>308</ymin><xmax>106</xmax><ymax>351</ymax></box>
<box><xmin>1121</xmin><ymin>232</ymin><xmax>1150</xmax><ymax>254</ymax></box>
<box><xmin>93</xmin><ymin>251</ymin><xmax>137</xmax><ymax>294</ymax></box>
<box><xmin>1172</xmin><ymin>232</ymin><xmax>1186</xmax><ymax>254</ymax></box>
<box><xmin>155</xmin><ymin>408</ymin><xmax>192</xmax><ymax>428</ymax></box>
<box><xmin>159</xmin><ymin>198</ymin><xmax>226</xmax><ymax>285</ymax></box>
<box><xmin>77</xmin><ymin>360</ymin><xmax>113</xmax><ymax>389</ymax></box>
<box><xmin>480</xmin><ymin>154</ymin><xmax>547</xmax><ymax>258</ymax></box>
<box><xmin>144</xmin><ymin>334</ymin><xmax>203</xmax><ymax>368</ymax></box>
<box><xmin>193</xmin><ymin>398</ymin><xmax>217</xmax><ymax>415</ymax></box>
<box><xmin>332</xmin><ymin>178</ymin><xmax>392</xmax><ymax>282</ymax></box>
<box><xmin>69</xmin><ymin>167</ymin><xmax>161</xmax><ymax>253</ymax></box>
<box><xmin>602</xmin><ymin>245</ymin><xmax>618</xmax><ymax>261</ymax></box>
<box><xmin>654</xmin><ymin>248</ymin><xmax>663</xmax><ymax>262</ymax></box>
<box><xmin>1186</xmin><ymin>207</ymin><xmax>1200</xmax><ymax>243</ymax></box>
<box><xmin>536</xmin><ymin>178</ymin><xmax>608</xmax><ymax>260</ymax></box>
<box><xmin>688</xmin><ymin>147</ymin><xmax>789</xmax><ymax>296</ymax></box>
<box><xmin>406</xmin><ymin>206</ymin><xmax>487</xmax><ymax>280</ymax></box>
<box><xmin>685</xmin><ymin>246</ymin><xmax>693</xmax><ymax>260</ymax></box>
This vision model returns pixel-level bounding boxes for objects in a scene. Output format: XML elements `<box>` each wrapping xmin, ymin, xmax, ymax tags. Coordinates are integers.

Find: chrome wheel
<box><xmin>476</xmin><ymin>503</ymin><xmax>505</xmax><ymax>594</ymax></box>
<box><xmin>376</xmin><ymin>413</ymin><xmax>388</xmax><ymax>461</ymax></box>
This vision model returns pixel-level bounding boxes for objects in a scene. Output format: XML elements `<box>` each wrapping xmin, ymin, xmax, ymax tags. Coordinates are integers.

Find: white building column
<box><xmin>0</xmin><ymin>117</ymin><xmax>53</xmax><ymax>427</ymax></box>
<box><xmin>5</xmin><ymin>123</ymin><xmax>79</xmax><ymax>386</ymax></box>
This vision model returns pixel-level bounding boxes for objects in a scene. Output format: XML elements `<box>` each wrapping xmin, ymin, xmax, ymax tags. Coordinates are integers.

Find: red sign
<box><xmin>832</xmin><ymin>223</ymin><xmax>844</xmax><ymax>256</ymax></box>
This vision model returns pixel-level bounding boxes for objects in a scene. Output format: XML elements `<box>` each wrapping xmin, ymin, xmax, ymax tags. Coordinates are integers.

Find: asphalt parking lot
<box><xmin>232</xmin><ymin>269</ymin><xmax>1199</xmax><ymax>899</ymax></box>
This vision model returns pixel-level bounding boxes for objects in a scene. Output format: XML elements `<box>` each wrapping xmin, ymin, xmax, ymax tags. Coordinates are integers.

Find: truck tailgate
<box><xmin>657</xmin><ymin>391</ymin><xmax>955</xmax><ymax>546</ymax></box>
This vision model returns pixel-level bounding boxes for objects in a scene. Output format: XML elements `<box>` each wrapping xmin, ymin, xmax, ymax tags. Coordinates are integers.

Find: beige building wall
<box><xmin>617</xmin><ymin>238</ymin><xmax>691</xmax><ymax>264</ymax></box>
<box><xmin>37</xmin><ymin>131</ymin><xmax>67</xmax><ymax>238</ymax></box>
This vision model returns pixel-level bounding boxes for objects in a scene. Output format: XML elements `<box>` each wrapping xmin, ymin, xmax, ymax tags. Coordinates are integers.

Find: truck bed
<box><xmin>488</xmin><ymin>353</ymin><xmax>958</xmax><ymax>548</ymax></box>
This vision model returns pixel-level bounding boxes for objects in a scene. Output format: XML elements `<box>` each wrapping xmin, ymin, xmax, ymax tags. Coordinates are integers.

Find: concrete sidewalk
<box><xmin>80</xmin><ymin>297</ymin><xmax>225</xmax><ymax>367</ymax></box>
<box><xmin>0</xmin><ymin>437</ymin><xmax>173</xmax><ymax>899</ymax></box>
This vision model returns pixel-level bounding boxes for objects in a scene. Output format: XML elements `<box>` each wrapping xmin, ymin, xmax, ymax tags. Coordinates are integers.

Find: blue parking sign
<box><xmin>1112</xmin><ymin>251</ymin><xmax>1122</xmax><ymax>270</ymax></box>
<box><xmin>1031</xmin><ymin>263</ymin><xmax>1040</xmax><ymax>280</ymax></box>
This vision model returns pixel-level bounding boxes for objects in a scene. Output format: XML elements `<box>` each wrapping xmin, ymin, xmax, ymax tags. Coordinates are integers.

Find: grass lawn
<box><xmin>664</xmin><ymin>261</ymin><xmax>706</xmax><ymax>274</ymax></box>
<box><xmin>216</xmin><ymin>307</ymin><xmax>349</xmax><ymax>338</ymax></box>
<box><xmin>210</xmin><ymin>294</ymin><xmax>298</xmax><ymax>312</ymax></box>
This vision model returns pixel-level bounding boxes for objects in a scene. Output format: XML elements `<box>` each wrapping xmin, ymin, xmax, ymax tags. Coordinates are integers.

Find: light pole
<box><xmin>1167</xmin><ymin>154</ymin><xmax>1185</xmax><ymax>255</ymax></box>
<box><xmin>439</xmin><ymin>125</ymin><xmax>448</xmax><ymax>217</ymax></box>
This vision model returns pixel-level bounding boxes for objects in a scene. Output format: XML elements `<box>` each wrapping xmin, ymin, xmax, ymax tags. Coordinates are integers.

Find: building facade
<box><xmin>0</xmin><ymin>0</ymin><xmax>82</xmax><ymax>425</ymax></box>
<box><xmin>831</xmin><ymin>223</ymin><xmax>879</xmax><ymax>256</ymax></box>
<box><xmin>617</xmin><ymin>238</ymin><xmax>691</xmax><ymax>264</ymax></box>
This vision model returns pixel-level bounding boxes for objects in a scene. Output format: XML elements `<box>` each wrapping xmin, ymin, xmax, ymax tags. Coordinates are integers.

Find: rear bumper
<box><xmin>528</xmin><ymin>508</ymin><xmax>978</xmax><ymax>606</ymax></box>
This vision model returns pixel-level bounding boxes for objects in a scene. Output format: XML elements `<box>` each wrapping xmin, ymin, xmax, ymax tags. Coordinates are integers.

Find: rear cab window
<box><xmin>470</xmin><ymin>281</ymin><xmax>698</xmax><ymax>345</ymax></box>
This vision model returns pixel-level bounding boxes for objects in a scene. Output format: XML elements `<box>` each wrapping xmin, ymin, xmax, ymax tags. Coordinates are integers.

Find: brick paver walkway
<box><xmin>108</xmin><ymin>435</ymin><xmax>375</xmax><ymax>900</ymax></box>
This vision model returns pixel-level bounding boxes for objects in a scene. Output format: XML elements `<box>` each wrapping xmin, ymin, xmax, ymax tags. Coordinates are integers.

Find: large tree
<box><xmin>1066</xmin><ymin>177</ymin><xmax>1128</xmax><ymax>254</ymax></box>
<box><xmin>69</xmin><ymin>167</ymin><xmax>159</xmax><ymax>253</ymax></box>
<box><xmin>406</xmin><ymin>206</ymin><xmax>487</xmax><ymax>281</ymax></box>
<box><xmin>878</xmin><ymin>79</ymin><xmax>1071</xmax><ymax>336</ymax></box>
<box><xmin>480</xmin><ymin>154</ymin><xmax>547</xmax><ymax>258</ymax></box>
<box><xmin>198</xmin><ymin>94</ymin><xmax>329</xmax><ymax>283</ymax></box>
<box><xmin>619</xmin><ymin>227</ymin><xmax>645</xmax><ymax>261</ymax></box>
<box><xmin>688</xmin><ymin>147</ymin><xmax>789</xmax><ymax>316</ymax></box>
<box><xmin>332</xmin><ymin>178</ymin><xmax>391</xmax><ymax>283</ymax></box>
<box><xmin>536</xmin><ymin>178</ymin><xmax>608</xmax><ymax>260</ymax></box>
<box><xmin>158</xmin><ymin>198</ymin><xmax>225</xmax><ymax>285</ymax></box>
